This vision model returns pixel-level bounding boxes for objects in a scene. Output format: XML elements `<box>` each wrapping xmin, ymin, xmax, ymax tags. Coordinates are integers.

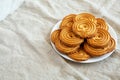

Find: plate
<box><xmin>50</xmin><ymin>20</ymin><xmax>117</xmax><ymax>63</ymax></box>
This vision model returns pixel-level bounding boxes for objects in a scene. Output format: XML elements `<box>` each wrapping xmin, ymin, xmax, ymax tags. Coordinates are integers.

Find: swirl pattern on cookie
<box><xmin>96</xmin><ymin>18</ymin><xmax>108</xmax><ymax>30</ymax></box>
<box><xmin>60</xmin><ymin>27</ymin><xmax>84</xmax><ymax>46</ymax></box>
<box><xmin>72</xmin><ymin>20</ymin><xmax>97</xmax><ymax>38</ymax></box>
<box><xmin>107</xmin><ymin>38</ymin><xmax>116</xmax><ymax>53</ymax></box>
<box><xmin>68</xmin><ymin>49</ymin><xmax>90</xmax><ymax>61</ymax></box>
<box><xmin>74</xmin><ymin>13</ymin><xmax>96</xmax><ymax>23</ymax></box>
<box><xmin>55</xmin><ymin>38</ymin><xmax>79</xmax><ymax>54</ymax></box>
<box><xmin>60</xmin><ymin>14</ymin><xmax>76</xmax><ymax>29</ymax></box>
<box><xmin>51</xmin><ymin>29</ymin><xmax>61</xmax><ymax>43</ymax></box>
<box><xmin>84</xmin><ymin>43</ymin><xmax>108</xmax><ymax>56</ymax></box>
<box><xmin>87</xmin><ymin>28</ymin><xmax>110</xmax><ymax>47</ymax></box>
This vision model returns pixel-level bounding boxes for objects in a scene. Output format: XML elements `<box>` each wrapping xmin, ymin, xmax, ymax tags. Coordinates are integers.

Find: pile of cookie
<box><xmin>51</xmin><ymin>13</ymin><xmax>116</xmax><ymax>61</ymax></box>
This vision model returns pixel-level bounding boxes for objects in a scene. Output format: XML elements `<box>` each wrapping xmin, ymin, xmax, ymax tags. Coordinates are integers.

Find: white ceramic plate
<box><xmin>50</xmin><ymin>20</ymin><xmax>117</xmax><ymax>63</ymax></box>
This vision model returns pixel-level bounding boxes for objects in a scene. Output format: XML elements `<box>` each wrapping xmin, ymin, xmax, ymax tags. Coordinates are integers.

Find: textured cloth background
<box><xmin>0</xmin><ymin>0</ymin><xmax>23</xmax><ymax>21</ymax></box>
<box><xmin>0</xmin><ymin>0</ymin><xmax>120</xmax><ymax>80</ymax></box>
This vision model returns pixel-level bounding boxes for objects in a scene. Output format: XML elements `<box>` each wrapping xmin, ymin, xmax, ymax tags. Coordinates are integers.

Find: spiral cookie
<box><xmin>68</xmin><ymin>49</ymin><xmax>90</xmax><ymax>61</ymax></box>
<box><xmin>87</xmin><ymin>28</ymin><xmax>111</xmax><ymax>48</ymax></box>
<box><xmin>107</xmin><ymin>38</ymin><xmax>116</xmax><ymax>53</ymax></box>
<box><xmin>60</xmin><ymin>14</ymin><xmax>76</xmax><ymax>29</ymax></box>
<box><xmin>72</xmin><ymin>20</ymin><xmax>97</xmax><ymax>38</ymax></box>
<box><xmin>51</xmin><ymin>29</ymin><xmax>61</xmax><ymax>43</ymax></box>
<box><xmin>96</xmin><ymin>18</ymin><xmax>108</xmax><ymax>30</ymax></box>
<box><xmin>60</xmin><ymin>27</ymin><xmax>84</xmax><ymax>46</ymax></box>
<box><xmin>55</xmin><ymin>38</ymin><xmax>79</xmax><ymax>54</ymax></box>
<box><xmin>74</xmin><ymin>13</ymin><xmax>96</xmax><ymax>23</ymax></box>
<box><xmin>84</xmin><ymin>42</ymin><xmax>108</xmax><ymax>56</ymax></box>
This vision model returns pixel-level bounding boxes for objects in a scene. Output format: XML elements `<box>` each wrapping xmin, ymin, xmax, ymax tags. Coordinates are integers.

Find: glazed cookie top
<box><xmin>72</xmin><ymin>19</ymin><xmax>97</xmax><ymax>38</ymax></box>
<box><xmin>68</xmin><ymin>49</ymin><xmax>90</xmax><ymax>61</ymax></box>
<box><xmin>51</xmin><ymin>29</ymin><xmax>61</xmax><ymax>43</ymax></box>
<box><xmin>87</xmin><ymin>28</ymin><xmax>111</xmax><ymax>48</ymax></box>
<box><xmin>74</xmin><ymin>13</ymin><xmax>96</xmax><ymax>23</ymax></box>
<box><xmin>96</xmin><ymin>18</ymin><xmax>108</xmax><ymax>30</ymax></box>
<box><xmin>60</xmin><ymin>14</ymin><xmax>76</xmax><ymax>29</ymax></box>
<box><xmin>55</xmin><ymin>38</ymin><xmax>79</xmax><ymax>54</ymax></box>
<box><xmin>60</xmin><ymin>27</ymin><xmax>84</xmax><ymax>46</ymax></box>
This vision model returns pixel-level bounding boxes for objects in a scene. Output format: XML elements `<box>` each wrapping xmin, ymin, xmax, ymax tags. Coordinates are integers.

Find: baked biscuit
<box><xmin>60</xmin><ymin>27</ymin><xmax>84</xmax><ymax>46</ymax></box>
<box><xmin>60</xmin><ymin>14</ymin><xmax>76</xmax><ymax>29</ymax></box>
<box><xmin>55</xmin><ymin>38</ymin><xmax>80</xmax><ymax>54</ymax></box>
<box><xmin>96</xmin><ymin>18</ymin><xmax>108</xmax><ymax>30</ymax></box>
<box><xmin>84</xmin><ymin>42</ymin><xmax>108</xmax><ymax>56</ymax></box>
<box><xmin>87</xmin><ymin>28</ymin><xmax>110</xmax><ymax>48</ymax></box>
<box><xmin>72</xmin><ymin>20</ymin><xmax>97</xmax><ymax>38</ymax></box>
<box><xmin>107</xmin><ymin>38</ymin><xmax>116</xmax><ymax>53</ymax></box>
<box><xmin>51</xmin><ymin>29</ymin><xmax>61</xmax><ymax>43</ymax></box>
<box><xmin>74</xmin><ymin>13</ymin><xmax>96</xmax><ymax>23</ymax></box>
<box><xmin>68</xmin><ymin>49</ymin><xmax>90</xmax><ymax>61</ymax></box>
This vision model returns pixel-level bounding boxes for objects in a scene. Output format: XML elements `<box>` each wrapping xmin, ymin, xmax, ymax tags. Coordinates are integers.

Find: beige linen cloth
<box><xmin>0</xmin><ymin>0</ymin><xmax>120</xmax><ymax>80</ymax></box>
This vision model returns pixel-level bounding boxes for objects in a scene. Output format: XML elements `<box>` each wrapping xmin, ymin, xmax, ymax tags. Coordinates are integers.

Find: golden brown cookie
<box><xmin>107</xmin><ymin>38</ymin><xmax>116</xmax><ymax>53</ymax></box>
<box><xmin>59</xmin><ymin>27</ymin><xmax>84</xmax><ymax>46</ymax></box>
<box><xmin>51</xmin><ymin>29</ymin><xmax>61</xmax><ymax>43</ymax></box>
<box><xmin>96</xmin><ymin>18</ymin><xmax>108</xmax><ymax>30</ymax></box>
<box><xmin>84</xmin><ymin>42</ymin><xmax>108</xmax><ymax>56</ymax></box>
<box><xmin>68</xmin><ymin>49</ymin><xmax>90</xmax><ymax>61</ymax></box>
<box><xmin>72</xmin><ymin>20</ymin><xmax>97</xmax><ymax>38</ymax></box>
<box><xmin>55</xmin><ymin>38</ymin><xmax>80</xmax><ymax>54</ymax></box>
<box><xmin>60</xmin><ymin>14</ymin><xmax>76</xmax><ymax>29</ymax></box>
<box><xmin>74</xmin><ymin>13</ymin><xmax>96</xmax><ymax>23</ymax></box>
<box><xmin>87</xmin><ymin>28</ymin><xmax>111</xmax><ymax>48</ymax></box>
